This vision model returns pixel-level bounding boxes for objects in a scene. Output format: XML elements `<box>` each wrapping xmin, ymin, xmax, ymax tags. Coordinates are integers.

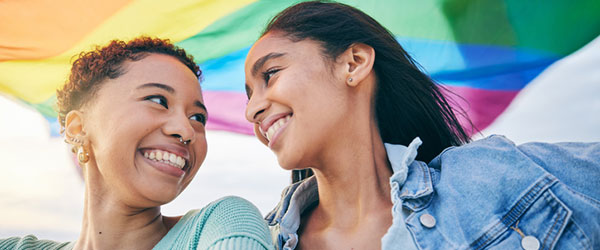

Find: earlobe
<box><xmin>345</xmin><ymin>43</ymin><xmax>375</xmax><ymax>87</ymax></box>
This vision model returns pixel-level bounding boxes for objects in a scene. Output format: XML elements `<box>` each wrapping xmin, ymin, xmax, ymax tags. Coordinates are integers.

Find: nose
<box><xmin>163</xmin><ymin>110</ymin><xmax>196</xmax><ymax>144</ymax></box>
<box><xmin>245</xmin><ymin>93</ymin><xmax>270</xmax><ymax>124</ymax></box>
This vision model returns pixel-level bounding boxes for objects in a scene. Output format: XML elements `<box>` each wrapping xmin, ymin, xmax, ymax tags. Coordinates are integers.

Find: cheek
<box><xmin>195</xmin><ymin>137</ymin><xmax>208</xmax><ymax>164</ymax></box>
<box><xmin>89</xmin><ymin>108</ymin><xmax>152</xmax><ymax>166</ymax></box>
<box><xmin>281</xmin><ymin>92</ymin><xmax>346</xmax><ymax>164</ymax></box>
<box><xmin>185</xmin><ymin>136</ymin><xmax>208</xmax><ymax>182</ymax></box>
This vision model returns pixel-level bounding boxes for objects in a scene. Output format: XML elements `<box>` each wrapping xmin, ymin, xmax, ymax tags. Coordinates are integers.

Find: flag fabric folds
<box><xmin>1</xmin><ymin>0</ymin><xmax>599</xmax><ymax>136</ymax></box>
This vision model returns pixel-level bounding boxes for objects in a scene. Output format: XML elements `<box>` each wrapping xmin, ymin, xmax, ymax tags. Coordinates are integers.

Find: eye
<box><xmin>262</xmin><ymin>68</ymin><xmax>280</xmax><ymax>85</ymax></box>
<box><xmin>190</xmin><ymin>113</ymin><xmax>207</xmax><ymax>125</ymax></box>
<box><xmin>144</xmin><ymin>95</ymin><xmax>168</xmax><ymax>108</ymax></box>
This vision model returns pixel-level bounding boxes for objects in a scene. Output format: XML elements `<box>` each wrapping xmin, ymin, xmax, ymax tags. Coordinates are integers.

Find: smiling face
<box><xmin>245</xmin><ymin>32</ymin><xmax>357</xmax><ymax>170</ymax></box>
<box><xmin>80</xmin><ymin>53</ymin><xmax>208</xmax><ymax>207</ymax></box>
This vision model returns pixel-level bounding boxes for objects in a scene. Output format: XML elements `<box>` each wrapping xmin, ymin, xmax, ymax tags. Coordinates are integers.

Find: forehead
<box><xmin>91</xmin><ymin>53</ymin><xmax>203</xmax><ymax>104</ymax></box>
<box><xmin>245</xmin><ymin>33</ymin><xmax>323</xmax><ymax>70</ymax></box>
<box><xmin>119</xmin><ymin>54</ymin><xmax>201</xmax><ymax>91</ymax></box>
<box><xmin>248</xmin><ymin>33</ymin><xmax>292</xmax><ymax>55</ymax></box>
<box><xmin>120</xmin><ymin>54</ymin><xmax>196</xmax><ymax>83</ymax></box>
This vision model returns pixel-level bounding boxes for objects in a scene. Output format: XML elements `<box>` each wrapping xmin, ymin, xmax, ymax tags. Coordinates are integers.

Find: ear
<box><xmin>64</xmin><ymin>110</ymin><xmax>87</xmax><ymax>143</ymax></box>
<box><xmin>253</xmin><ymin>123</ymin><xmax>269</xmax><ymax>146</ymax></box>
<box><xmin>342</xmin><ymin>43</ymin><xmax>375</xmax><ymax>87</ymax></box>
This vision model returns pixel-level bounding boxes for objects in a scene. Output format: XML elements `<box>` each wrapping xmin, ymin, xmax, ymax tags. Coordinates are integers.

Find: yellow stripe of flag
<box><xmin>0</xmin><ymin>0</ymin><xmax>255</xmax><ymax>104</ymax></box>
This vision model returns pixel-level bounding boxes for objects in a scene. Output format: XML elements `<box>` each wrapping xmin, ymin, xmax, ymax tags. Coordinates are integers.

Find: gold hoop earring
<box><xmin>65</xmin><ymin>137</ymin><xmax>81</xmax><ymax>145</ymax></box>
<box><xmin>77</xmin><ymin>147</ymin><xmax>89</xmax><ymax>164</ymax></box>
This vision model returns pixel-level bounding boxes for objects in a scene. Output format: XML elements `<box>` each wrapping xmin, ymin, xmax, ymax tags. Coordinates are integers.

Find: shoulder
<box><xmin>203</xmin><ymin>196</ymin><xmax>262</xmax><ymax>214</ymax></box>
<box><xmin>434</xmin><ymin>134</ymin><xmax>520</xmax><ymax>164</ymax></box>
<box><xmin>432</xmin><ymin>135</ymin><xmax>600</xmax><ymax>203</ymax></box>
<box><xmin>0</xmin><ymin>235</ymin><xmax>72</xmax><ymax>250</ymax></box>
<box><xmin>434</xmin><ymin>134</ymin><xmax>599</xmax><ymax>173</ymax></box>
<box><xmin>435</xmin><ymin>135</ymin><xmax>600</xmax><ymax>193</ymax></box>
<box><xmin>422</xmin><ymin>135</ymin><xmax>600</xmax><ymax>249</ymax></box>
<box><xmin>197</xmin><ymin>196</ymin><xmax>268</xmax><ymax>228</ymax></box>
<box><xmin>192</xmin><ymin>196</ymin><xmax>273</xmax><ymax>249</ymax></box>
<box><xmin>180</xmin><ymin>196</ymin><xmax>265</xmax><ymax>225</ymax></box>
<box><xmin>440</xmin><ymin>134</ymin><xmax>600</xmax><ymax>161</ymax></box>
<box><xmin>429</xmin><ymin>135</ymin><xmax>542</xmax><ymax>190</ymax></box>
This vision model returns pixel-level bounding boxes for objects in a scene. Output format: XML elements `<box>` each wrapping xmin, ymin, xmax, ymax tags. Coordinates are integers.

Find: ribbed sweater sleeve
<box><xmin>154</xmin><ymin>196</ymin><xmax>274</xmax><ymax>249</ymax></box>
<box><xmin>195</xmin><ymin>196</ymin><xmax>274</xmax><ymax>250</ymax></box>
<box><xmin>0</xmin><ymin>235</ymin><xmax>71</xmax><ymax>250</ymax></box>
<box><xmin>0</xmin><ymin>198</ymin><xmax>273</xmax><ymax>250</ymax></box>
<box><xmin>208</xmin><ymin>236</ymin><xmax>270</xmax><ymax>250</ymax></box>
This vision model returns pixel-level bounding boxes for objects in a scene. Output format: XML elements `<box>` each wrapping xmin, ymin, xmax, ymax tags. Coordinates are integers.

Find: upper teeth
<box><xmin>265</xmin><ymin>115</ymin><xmax>291</xmax><ymax>141</ymax></box>
<box><xmin>143</xmin><ymin>150</ymin><xmax>186</xmax><ymax>169</ymax></box>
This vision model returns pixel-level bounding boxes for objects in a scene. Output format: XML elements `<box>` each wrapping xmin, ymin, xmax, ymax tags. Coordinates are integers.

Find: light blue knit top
<box><xmin>0</xmin><ymin>196</ymin><xmax>274</xmax><ymax>250</ymax></box>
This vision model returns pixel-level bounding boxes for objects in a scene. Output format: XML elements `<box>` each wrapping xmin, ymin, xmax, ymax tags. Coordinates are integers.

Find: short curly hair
<box><xmin>56</xmin><ymin>36</ymin><xmax>201</xmax><ymax>130</ymax></box>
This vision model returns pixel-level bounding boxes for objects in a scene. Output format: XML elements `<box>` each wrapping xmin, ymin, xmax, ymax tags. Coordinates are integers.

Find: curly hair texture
<box><xmin>56</xmin><ymin>36</ymin><xmax>201</xmax><ymax>130</ymax></box>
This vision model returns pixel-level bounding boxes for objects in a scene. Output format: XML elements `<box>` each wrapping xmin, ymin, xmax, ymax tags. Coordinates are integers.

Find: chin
<box><xmin>276</xmin><ymin>152</ymin><xmax>305</xmax><ymax>171</ymax></box>
<box><xmin>146</xmin><ymin>194</ymin><xmax>178</xmax><ymax>207</ymax></box>
<box><xmin>141</xmin><ymin>185</ymin><xmax>183</xmax><ymax>205</ymax></box>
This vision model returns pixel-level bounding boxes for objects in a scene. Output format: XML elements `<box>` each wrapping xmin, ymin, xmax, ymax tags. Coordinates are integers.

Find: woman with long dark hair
<box><xmin>244</xmin><ymin>1</ymin><xmax>600</xmax><ymax>249</ymax></box>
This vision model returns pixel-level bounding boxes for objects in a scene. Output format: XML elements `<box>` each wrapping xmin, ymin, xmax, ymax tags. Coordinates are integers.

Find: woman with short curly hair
<box><xmin>1</xmin><ymin>37</ymin><xmax>273</xmax><ymax>250</ymax></box>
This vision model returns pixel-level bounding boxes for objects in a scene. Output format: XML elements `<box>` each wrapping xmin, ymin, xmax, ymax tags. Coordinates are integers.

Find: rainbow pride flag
<box><xmin>1</xmin><ymin>0</ymin><xmax>599</xmax><ymax>136</ymax></box>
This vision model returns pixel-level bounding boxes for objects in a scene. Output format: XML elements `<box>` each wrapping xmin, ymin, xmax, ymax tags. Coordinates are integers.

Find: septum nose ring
<box><xmin>179</xmin><ymin>137</ymin><xmax>189</xmax><ymax>145</ymax></box>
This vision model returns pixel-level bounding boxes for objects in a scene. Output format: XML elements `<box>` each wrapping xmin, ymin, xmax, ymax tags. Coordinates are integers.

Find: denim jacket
<box><xmin>265</xmin><ymin>135</ymin><xmax>600</xmax><ymax>249</ymax></box>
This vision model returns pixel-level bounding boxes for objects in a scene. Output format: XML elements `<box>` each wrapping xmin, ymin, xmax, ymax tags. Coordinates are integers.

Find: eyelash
<box><xmin>145</xmin><ymin>95</ymin><xmax>206</xmax><ymax>125</ymax></box>
<box><xmin>145</xmin><ymin>95</ymin><xmax>168</xmax><ymax>109</ymax></box>
<box><xmin>262</xmin><ymin>68</ymin><xmax>280</xmax><ymax>84</ymax></box>
<box><xmin>190</xmin><ymin>114</ymin><xmax>207</xmax><ymax>125</ymax></box>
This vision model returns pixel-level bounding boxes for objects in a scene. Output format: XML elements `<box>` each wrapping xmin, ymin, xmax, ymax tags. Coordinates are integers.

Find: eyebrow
<box><xmin>195</xmin><ymin>100</ymin><xmax>208</xmax><ymax>114</ymax></box>
<box><xmin>136</xmin><ymin>82</ymin><xmax>175</xmax><ymax>94</ymax></box>
<box><xmin>251</xmin><ymin>52</ymin><xmax>286</xmax><ymax>76</ymax></box>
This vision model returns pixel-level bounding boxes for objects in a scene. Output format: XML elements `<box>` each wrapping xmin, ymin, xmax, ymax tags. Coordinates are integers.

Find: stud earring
<box><xmin>77</xmin><ymin>147</ymin><xmax>89</xmax><ymax>164</ymax></box>
<box><xmin>348</xmin><ymin>77</ymin><xmax>353</xmax><ymax>83</ymax></box>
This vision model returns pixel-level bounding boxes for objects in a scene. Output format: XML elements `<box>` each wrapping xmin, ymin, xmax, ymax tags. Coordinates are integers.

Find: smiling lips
<box><xmin>142</xmin><ymin>149</ymin><xmax>187</xmax><ymax>169</ymax></box>
<box><xmin>261</xmin><ymin>114</ymin><xmax>292</xmax><ymax>142</ymax></box>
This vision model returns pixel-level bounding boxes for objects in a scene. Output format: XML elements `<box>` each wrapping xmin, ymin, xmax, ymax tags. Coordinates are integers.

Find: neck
<box><xmin>73</xmin><ymin>165</ymin><xmax>169</xmax><ymax>250</ymax></box>
<box><xmin>311</xmin><ymin>117</ymin><xmax>393</xmax><ymax>230</ymax></box>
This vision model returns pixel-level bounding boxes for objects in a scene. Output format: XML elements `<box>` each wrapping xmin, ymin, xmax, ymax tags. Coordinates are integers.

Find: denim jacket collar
<box><xmin>265</xmin><ymin>137</ymin><xmax>432</xmax><ymax>249</ymax></box>
<box><xmin>384</xmin><ymin>137</ymin><xmax>435</xmax><ymax>211</ymax></box>
<box><xmin>264</xmin><ymin>176</ymin><xmax>318</xmax><ymax>249</ymax></box>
